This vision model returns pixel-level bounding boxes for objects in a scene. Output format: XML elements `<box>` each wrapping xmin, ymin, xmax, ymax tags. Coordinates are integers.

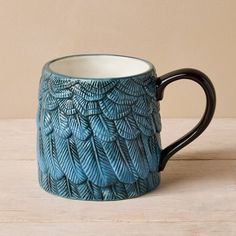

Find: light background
<box><xmin>0</xmin><ymin>0</ymin><xmax>235</xmax><ymax>118</ymax></box>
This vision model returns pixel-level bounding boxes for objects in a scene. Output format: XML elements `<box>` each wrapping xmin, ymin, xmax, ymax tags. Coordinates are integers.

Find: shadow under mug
<box><xmin>36</xmin><ymin>54</ymin><xmax>216</xmax><ymax>201</ymax></box>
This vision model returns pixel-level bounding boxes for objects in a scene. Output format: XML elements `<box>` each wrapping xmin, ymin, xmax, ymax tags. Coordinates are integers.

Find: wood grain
<box><xmin>0</xmin><ymin>119</ymin><xmax>235</xmax><ymax>235</ymax></box>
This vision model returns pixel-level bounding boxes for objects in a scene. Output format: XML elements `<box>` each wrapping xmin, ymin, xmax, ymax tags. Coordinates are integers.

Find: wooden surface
<box><xmin>0</xmin><ymin>119</ymin><xmax>235</xmax><ymax>236</ymax></box>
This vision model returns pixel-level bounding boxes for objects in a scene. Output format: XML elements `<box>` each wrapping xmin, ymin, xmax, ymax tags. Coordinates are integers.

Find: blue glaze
<box><xmin>36</xmin><ymin>56</ymin><xmax>162</xmax><ymax>201</ymax></box>
<box><xmin>36</xmin><ymin>55</ymin><xmax>216</xmax><ymax>200</ymax></box>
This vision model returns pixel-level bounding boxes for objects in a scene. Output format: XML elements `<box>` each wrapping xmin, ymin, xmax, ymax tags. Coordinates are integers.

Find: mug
<box><xmin>37</xmin><ymin>54</ymin><xmax>216</xmax><ymax>201</ymax></box>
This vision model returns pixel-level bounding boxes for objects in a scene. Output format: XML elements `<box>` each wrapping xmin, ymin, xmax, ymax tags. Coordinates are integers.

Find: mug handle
<box><xmin>156</xmin><ymin>68</ymin><xmax>216</xmax><ymax>171</ymax></box>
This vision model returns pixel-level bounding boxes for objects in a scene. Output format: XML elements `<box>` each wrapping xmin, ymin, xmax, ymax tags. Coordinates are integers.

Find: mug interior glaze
<box><xmin>37</xmin><ymin>54</ymin><xmax>216</xmax><ymax>201</ymax></box>
<box><xmin>49</xmin><ymin>54</ymin><xmax>153</xmax><ymax>78</ymax></box>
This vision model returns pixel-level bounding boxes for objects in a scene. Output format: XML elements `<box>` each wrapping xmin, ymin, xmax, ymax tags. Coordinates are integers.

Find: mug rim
<box><xmin>44</xmin><ymin>53</ymin><xmax>156</xmax><ymax>81</ymax></box>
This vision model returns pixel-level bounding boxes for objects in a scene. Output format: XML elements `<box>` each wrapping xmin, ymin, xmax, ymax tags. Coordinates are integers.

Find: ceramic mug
<box><xmin>36</xmin><ymin>54</ymin><xmax>216</xmax><ymax>200</ymax></box>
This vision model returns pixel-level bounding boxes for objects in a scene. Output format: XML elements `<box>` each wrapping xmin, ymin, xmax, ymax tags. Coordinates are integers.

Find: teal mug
<box><xmin>37</xmin><ymin>54</ymin><xmax>216</xmax><ymax>200</ymax></box>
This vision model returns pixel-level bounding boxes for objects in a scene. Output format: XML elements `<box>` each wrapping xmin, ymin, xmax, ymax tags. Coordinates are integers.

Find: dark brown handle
<box><xmin>156</xmin><ymin>68</ymin><xmax>216</xmax><ymax>171</ymax></box>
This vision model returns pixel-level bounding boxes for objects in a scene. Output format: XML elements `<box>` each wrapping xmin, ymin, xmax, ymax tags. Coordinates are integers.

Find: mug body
<box><xmin>37</xmin><ymin>54</ymin><xmax>162</xmax><ymax>200</ymax></box>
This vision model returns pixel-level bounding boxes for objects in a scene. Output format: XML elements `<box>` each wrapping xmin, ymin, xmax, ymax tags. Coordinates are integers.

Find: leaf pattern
<box><xmin>37</xmin><ymin>67</ymin><xmax>162</xmax><ymax>200</ymax></box>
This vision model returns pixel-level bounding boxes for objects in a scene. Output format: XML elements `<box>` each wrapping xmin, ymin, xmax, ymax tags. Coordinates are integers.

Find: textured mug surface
<box><xmin>36</xmin><ymin>54</ymin><xmax>216</xmax><ymax>201</ymax></box>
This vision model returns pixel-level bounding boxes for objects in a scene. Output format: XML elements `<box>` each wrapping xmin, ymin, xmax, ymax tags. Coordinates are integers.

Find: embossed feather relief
<box><xmin>37</xmin><ymin>71</ymin><xmax>162</xmax><ymax>192</ymax></box>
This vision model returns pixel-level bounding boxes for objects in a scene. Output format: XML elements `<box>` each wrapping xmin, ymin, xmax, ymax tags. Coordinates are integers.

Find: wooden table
<box><xmin>0</xmin><ymin>119</ymin><xmax>235</xmax><ymax>236</ymax></box>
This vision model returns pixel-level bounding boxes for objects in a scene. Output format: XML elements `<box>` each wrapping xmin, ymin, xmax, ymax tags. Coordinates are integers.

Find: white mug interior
<box><xmin>48</xmin><ymin>54</ymin><xmax>153</xmax><ymax>79</ymax></box>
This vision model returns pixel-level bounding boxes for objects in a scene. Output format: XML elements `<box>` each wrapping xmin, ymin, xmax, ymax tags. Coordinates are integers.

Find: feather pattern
<box><xmin>50</xmin><ymin>88</ymin><xmax>73</xmax><ymax>99</ymax></box>
<box><xmin>116</xmin><ymin>79</ymin><xmax>146</xmax><ymax>96</ymax></box>
<box><xmin>73</xmin><ymin>95</ymin><xmax>101</xmax><ymax>116</ymax></box>
<box><xmin>49</xmin><ymin>76</ymin><xmax>74</xmax><ymax>98</ymax></box>
<box><xmin>79</xmin><ymin>80</ymin><xmax>117</xmax><ymax>94</ymax></box>
<box><xmin>38</xmin><ymin>168</ymin><xmax>50</xmax><ymax>192</ymax></box>
<box><xmin>38</xmin><ymin>168</ymin><xmax>160</xmax><ymax>200</ymax></box>
<box><xmin>58</xmin><ymin>99</ymin><xmax>77</xmax><ymax>115</ymax></box>
<box><xmin>70</xmin><ymin>181</ymin><xmax>81</xmax><ymax>199</ymax></box>
<box><xmin>138</xmin><ymin>177</ymin><xmax>148</xmax><ymax>195</ymax></box>
<box><xmin>141</xmin><ymin>134</ymin><xmax>159</xmax><ymax>172</ymax></box>
<box><xmin>114</xmin><ymin>113</ymin><xmax>140</xmax><ymax>139</ymax></box>
<box><xmin>148</xmin><ymin>135</ymin><xmax>161</xmax><ymax>169</ymax></box>
<box><xmin>101</xmin><ymin>187</ymin><xmax>116</xmax><ymax>200</ymax></box>
<box><xmin>124</xmin><ymin>182</ymin><xmax>140</xmax><ymax>198</ymax></box>
<box><xmin>41</xmin><ymin>133</ymin><xmax>64</xmax><ymax>180</ymax></box>
<box><xmin>54</xmin><ymin>135</ymin><xmax>87</xmax><ymax>184</ymax></box>
<box><xmin>73</xmin><ymin>84</ymin><xmax>105</xmax><ymax>101</ymax></box>
<box><xmin>68</xmin><ymin>114</ymin><xmax>91</xmax><ymax>140</ymax></box>
<box><xmin>41</xmin><ymin>109</ymin><xmax>53</xmax><ymax>135</ymax></box>
<box><xmin>37</xmin><ymin>68</ymin><xmax>162</xmax><ymax>200</ymax></box>
<box><xmin>76</xmin><ymin>137</ymin><xmax>118</xmax><ymax>186</ymax></box>
<box><xmin>44</xmin><ymin>93</ymin><xmax>58</xmax><ymax>110</ymax></box>
<box><xmin>99</xmin><ymin>96</ymin><xmax>131</xmax><ymax>119</ymax></box>
<box><xmin>36</xmin><ymin>130</ymin><xmax>48</xmax><ymax>173</ymax></box>
<box><xmin>133</xmin><ymin>113</ymin><xmax>154</xmax><ymax>136</ymax></box>
<box><xmin>90</xmin><ymin>183</ymin><xmax>103</xmax><ymax>200</ymax></box>
<box><xmin>49</xmin><ymin>76</ymin><xmax>76</xmax><ymax>90</ymax></box>
<box><xmin>106</xmin><ymin>88</ymin><xmax>138</xmax><ymax>105</ymax></box>
<box><xmin>125</xmin><ymin>136</ymin><xmax>149</xmax><ymax>179</ymax></box>
<box><xmin>144</xmin><ymin>79</ymin><xmax>157</xmax><ymax>97</ymax></box>
<box><xmin>102</xmin><ymin>139</ymin><xmax>138</xmax><ymax>183</ymax></box>
<box><xmin>89</xmin><ymin>114</ymin><xmax>117</xmax><ymax>141</ymax></box>
<box><xmin>132</xmin><ymin>96</ymin><xmax>153</xmax><ymax>116</ymax></box>
<box><xmin>151</xmin><ymin>102</ymin><xmax>162</xmax><ymax>133</ymax></box>
<box><xmin>132</xmin><ymin>74</ymin><xmax>153</xmax><ymax>86</ymax></box>
<box><xmin>76</xmin><ymin>181</ymin><xmax>94</xmax><ymax>200</ymax></box>
<box><xmin>52</xmin><ymin>110</ymin><xmax>71</xmax><ymax>138</ymax></box>
<box><xmin>56</xmin><ymin>176</ymin><xmax>71</xmax><ymax>197</ymax></box>
<box><xmin>113</xmin><ymin>181</ymin><xmax>127</xmax><ymax>200</ymax></box>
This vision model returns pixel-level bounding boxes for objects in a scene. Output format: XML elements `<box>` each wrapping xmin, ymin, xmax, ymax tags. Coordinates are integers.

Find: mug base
<box><xmin>38</xmin><ymin>168</ymin><xmax>161</xmax><ymax>201</ymax></box>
